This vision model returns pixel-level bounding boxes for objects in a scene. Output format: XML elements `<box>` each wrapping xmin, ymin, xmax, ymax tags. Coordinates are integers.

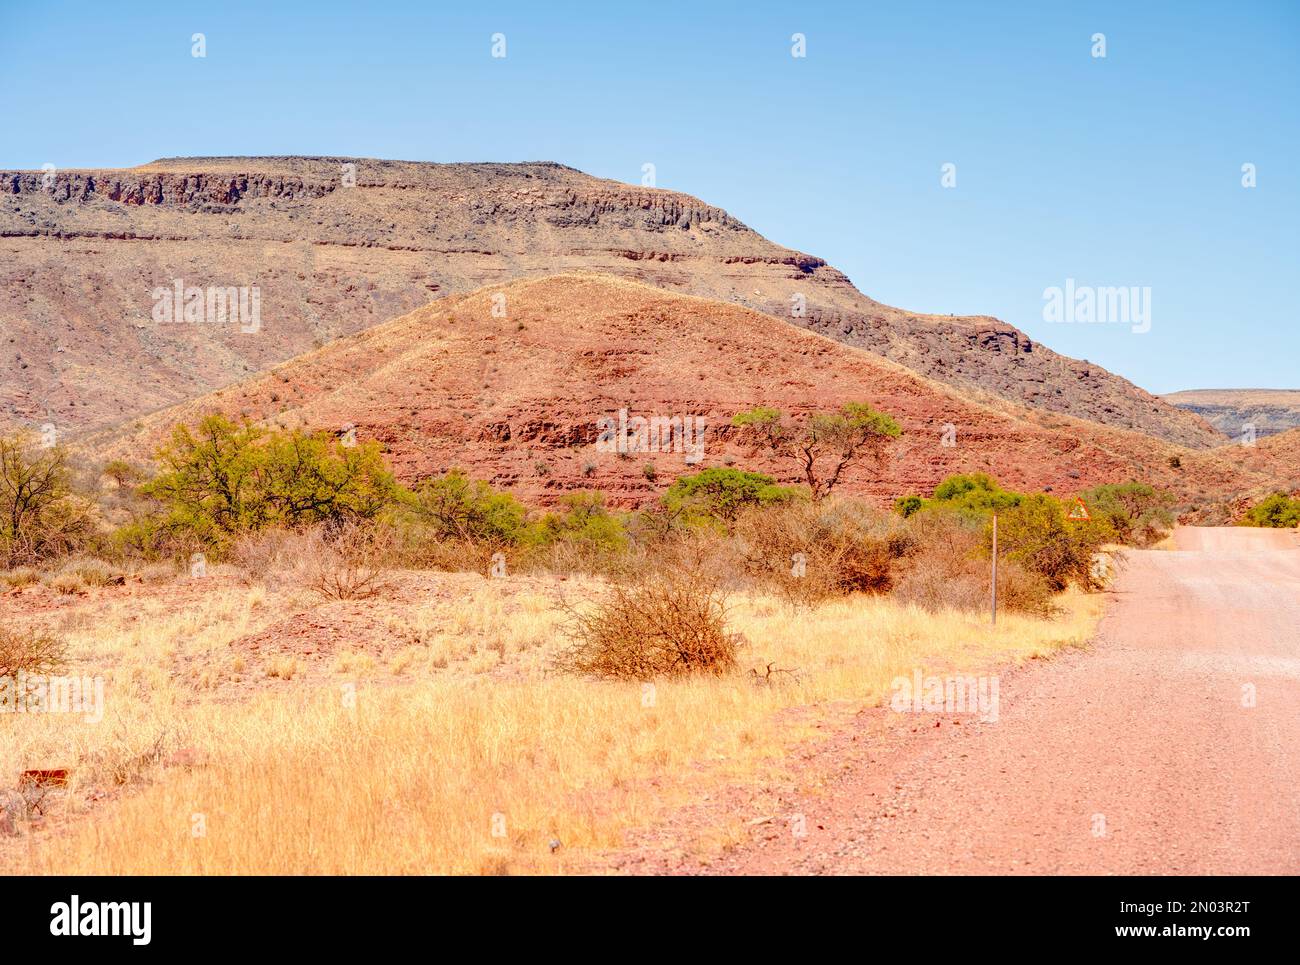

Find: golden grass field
<box><xmin>1</xmin><ymin>569</ymin><xmax>1101</xmax><ymax>874</ymax></box>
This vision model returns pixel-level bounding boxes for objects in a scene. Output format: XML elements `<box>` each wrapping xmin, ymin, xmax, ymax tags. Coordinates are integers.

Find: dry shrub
<box><xmin>732</xmin><ymin>497</ymin><xmax>914</xmax><ymax>604</ymax></box>
<box><xmin>893</xmin><ymin>510</ymin><xmax>1054</xmax><ymax>616</ymax></box>
<box><xmin>53</xmin><ymin>557</ymin><xmax>125</xmax><ymax>588</ymax></box>
<box><xmin>306</xmin><ymin>521</ymin><xmax>395</xmax><ymax>601</ymax></box>
<box><xmin>231</xmin><ymin>521</ymin><xmax>395</xmax><ymax>598</ymax></box>
<box><xmin>402</xmin><ymin>535</ymin><xmax>501</xmax><ymax>576</ymax></box>
<box><xmin>558</xmin><ymin>564</ymin><xmax>740</xmax><ymax>679</ymax></box>
<box><xmin>0</xmin><ymin>627</ymin><xmax>67</xmax><ymax>677</ymax></box>
<box><xmin>520</xmin><ymin>536</ymin><xmax>637</xmax><ymax>579</ymax></box>
<box><xmin>1</xmin><ymin>567</ymin><xmax>40</xmax><ymax>588</ymax></box>
<box><xmin>47</xmin><ymin>571</ymin><xmax>87</xmax><ymax>595</ymax></box>
<box><xmin>228</xmin><ymin>527</ymin><xmax>302</xmax><ymax>585</ymax></box>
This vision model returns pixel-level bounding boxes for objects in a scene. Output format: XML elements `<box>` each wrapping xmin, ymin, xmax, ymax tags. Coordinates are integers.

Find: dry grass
<box><xmin>0</xmin><ymin>571</ymin><xmax>1101</xmax><ymax>875</ymax></box>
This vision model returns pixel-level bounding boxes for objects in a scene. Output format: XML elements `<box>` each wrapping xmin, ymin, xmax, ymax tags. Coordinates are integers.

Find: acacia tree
<box><xmin>0</xmin><ymin>433</ymin><xmax>93</xmax><ymax>565</ymax></box>
<box><xmin>731</xmin><ymin>403</ymin><xmax>901</xmax><ymax>500</ymax></box>
<box><xmin>141</xmin><ymin>415</ymin><xmax>399</xmax><ymax>544</ymax></box>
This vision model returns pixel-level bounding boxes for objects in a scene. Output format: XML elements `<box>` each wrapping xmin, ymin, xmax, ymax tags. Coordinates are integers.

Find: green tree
<box><xmin>732</xmin><ymin>403</ymin><xmax>901</xmax><ymax>501</ymax></box>
<box><xmin>991</xmin><ymin>493</ymin><xmax>1114</xmax><ymax>591</ymax></box>
<box><xmin>0</xmin><ymin>432</ymin><xmax>95</xmax><ymax>565</ymax></box>
<box><xmin>405</xmin><ymin>469</ymin><xmax>530</xmax><ymax>545</ymax></box>
<box><xmin>537</xmin><ymin>492</ymin><xmax>627</xmax><ymax>550</ymax></box>
<box><xmin>1079</xmin><ymin>482</ymin><xmax>1175</xmax><ymax>546</ymax></box>
<box><xmin>893</xmin><ymin>494</ymin><xmax>924</xmax><ymax>518</ymax></box>
<box><xmin>662</xmin><ymin>467</ymin><xmax>800</xmax><ymax>528</ymax></box>
<box><xmin>141</xmin><ymin>415</ymin><xmax>398</xmax><ymax>543</ymax></box>
<box><xmin>930</xmin><ymin>472</ymin><xmax>1023</xmax><ymax>521</ymax></box>
<box><xmin>1242</xmin><ymin>492</ymin><xmax>1300</xmax><ymax>528</ymax></box>
<box><xmin>895</xmin><ymin>473</ymin><xmax>1021</xmax><ymax>522</ymax></box>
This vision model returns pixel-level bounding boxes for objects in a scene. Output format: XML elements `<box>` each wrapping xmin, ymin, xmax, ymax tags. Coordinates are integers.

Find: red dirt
<box><xmin>604</xmin><ymin>526</ymin><xmax>1300</xmax><ymax>874</ymax></box>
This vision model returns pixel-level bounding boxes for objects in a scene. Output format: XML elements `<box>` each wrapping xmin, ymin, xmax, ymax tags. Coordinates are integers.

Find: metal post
<box><xmin>991</xmin><ymin>513</ymin><xmax>998</xmax><ymax>626</ymax></box>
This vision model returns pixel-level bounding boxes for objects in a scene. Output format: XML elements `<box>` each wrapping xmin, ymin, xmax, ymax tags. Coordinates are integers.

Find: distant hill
<box><xmin>1162</xmin><ymin>389</ymin><xmax>1300</xmax><ymax>440</ymax></box>
<box><xmin>2</xmin><ymin>156</ymin><xmax>1221</xmax><ymax>447</ymax></box>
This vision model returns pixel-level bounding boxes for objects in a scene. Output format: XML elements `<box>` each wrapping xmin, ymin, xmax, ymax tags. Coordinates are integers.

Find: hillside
<box><xmin>1163</xmin><ymin>389</ymin><xmax>1300</xmax><ymax>440</ymax></box>
<box><xmin>2</xmin><ymin>156</ymin><xmax>1221</xmax><ymax>447</ymax></box>
<box><xmin>84</xmin><ymin>275</ymin><xmax>1291</xmax><ymax>510</ymax></box>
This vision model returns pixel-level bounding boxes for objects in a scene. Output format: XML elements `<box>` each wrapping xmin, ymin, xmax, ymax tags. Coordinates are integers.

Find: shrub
<box><xmin>140</xmin><ymin>415</ymin><xmax>398</xmax><ymax>545</ymax></box>
<box><xmin>54</xmin><ymin>558</ymin><xmax>125</xmax><ymax>588</ymax></box>
<box><xmin>893</xmin><ymin>510</ymin><xmax>1053</xmax><ymax>615</ymax></box>
<box><xmin>894</xmin><ymin>494</ymin><xmax>923</xmax><ymax>518</ymax></box>
<box><xmin>1242</xmin><ymin>492</ymin><xmax>1300</xmax><ymax>528</ymax></box>
<box><xmin>927</xmin><ymin>472</ymin><xmax>1023</xmax><ymax>521</ymax></box>
<box><xmin>232</xmin><ymin>522</ymin><xmax>394</xmax><ymax>597</ymax></box>
<box><xmin>110</xmin><ymin>514</ymin><xmax>204</xmax><ymax>563</ymax></box>
<box><xmin>991</xmin><ymin>494</ymin><xmax>1115</xmax><ymax>591</ymax></box>
<box><xmin>403</xmin><ymin>470</ymin><xmax>530</xmax><ymax>546</ymax></box>
<box><xmin>1</xmin><ymin>567</ymin><xmax>40</xmax><ymax>589</ymax></box>
<box><xmin>0</xmin><ymin>627</ymin><xmax>67</xmax><ymax>677</ymax></box>
<box><xmin>0</xmin><ymin>433</ymin><xmax>97</xmax><ymax>566</ymax></box>
<box><xmin>49</xmin><ymin>571</ymin><xmax>88</xmax><ymax>595</ymax></box>
<box><xmin>558</xmin><ymin>565</ymin><xmax>739</xmax><ymax>679</ymax></box>
<box><xmin>305</xmin><ymin>522</ymin><xmax>394</xmax><ymax>601</ymax></box>
<box><xmin>662</xmin><ymin>467</ymin><xmax>800</xmax><ymax>530</ymax></box>
<box><xmin>535</xmin><ymin>492</ymin><xmax>627</xmax><ymax>551</ymax></box>
<box><xmin>102</xmin><ymin>459</ymin><xmax>145</xmax><ymax>489</ymax></box>
<box><xmin>732</xmin><ymin>497</ymin><xmax>914</xmax><ymax>603</ymax></box>
<box><xmin>1079</xmin><ymin>482</ymin><xmax>1175</xmax><ymax>546</ymax></box>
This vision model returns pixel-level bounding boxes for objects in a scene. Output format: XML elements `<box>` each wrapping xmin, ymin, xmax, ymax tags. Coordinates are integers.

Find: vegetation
<box><xmin>535</xmin><ymin>492</ymin><xmax>628</xmax><ymax>551</ymax></box>
<box><xmin>915</xmin><ymin>472</ymin><xmax>1023</xmax><ymax>522</ymax></box>
<box><xmin>661</xmin><ymin>467</ymin><xmax>799</xmax><ymax>529</ymax></box>
<box><xmin>0</xmin><ymin>627</ymin><xmax>67</xmax><ymax>677</ymax></box>
<box><xmin>893</xmin><ymin>473</ymin><xmax>1181</xmax><ymax>590</ymax></box>
<box><xmin>140</xmin><ymin>415</ymin><xmax>398</xmax><ymax>546</ymax></box>
<box><xmin>732</xmin><ymin>497</ymin><xmax>914</xmax><ymax>604</ymax></box>
<box><xmin>1078</xmin><ymin>482</ymin><xmax>1175</xmax><ymax>547</ymax></box>
<box><xmin>403</xmin><ymin>468</ymin><xmax>530</xmax><ymax>546</ymax></box>
<box><xmin>2</xmin><ymin>416</ymin><xmax>1171</xmax><ymax>615</ymax></box>
<box><xmin>1241</xmin><ymin>492</ymin><xmax>1300</xmax><ymax>528</ymax></box>
<box><xmin>991</xmin><ymin>493</ymin><xmax>1115</xmax><ymax>591</ymax></box>
<box><xmin>558</xmin><ymin>565</ymin><xmax>739</xmax><ymax>679</ymax></box>
<box><xmin>732</xmin><ymin>403</ymin><xmax>901</xmax><ymax>501</ymax></box>
<box><xmin>0</xmin><ymin>415</ymin><xmax>1134</xmax><ymax>875</ymax></box>
<box><xmin>0</xmin><ymin>433</ymin><xmax>96</xmax><ymax>567</ymax></box>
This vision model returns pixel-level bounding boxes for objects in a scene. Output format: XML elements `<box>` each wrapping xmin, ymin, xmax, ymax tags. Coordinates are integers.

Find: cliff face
<box><xmin>1</xmin><ymin>156</ymin><xmax>1221</xmax><ymax>447</ymax></box>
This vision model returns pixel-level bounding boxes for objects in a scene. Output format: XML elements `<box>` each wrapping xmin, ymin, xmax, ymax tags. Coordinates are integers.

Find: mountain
<box><xmin>83</xmin><ymin>275</ymin><xmax>1292</xmax><ymax>511</ymax></box>
<box><xmin>1162</xmin><ymin>389</ymin><xmax>1300</xmax><ymax>440</ymax></box>
<box><xmin>2</xmin><ymin>156</ymin><xmax>1222</xmax><ymax>448</ymax></box>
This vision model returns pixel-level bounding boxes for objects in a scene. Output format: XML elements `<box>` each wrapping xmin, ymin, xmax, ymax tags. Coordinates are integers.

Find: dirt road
<box><xmin>631</xmin><ymin>526</ymin><xmax>1300</xmax><ymax>875</ymax></box>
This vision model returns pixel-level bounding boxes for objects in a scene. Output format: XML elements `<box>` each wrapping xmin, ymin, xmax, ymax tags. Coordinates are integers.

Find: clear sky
<box><xmin>3</xmin><ymin>0</ymin><xmax>1296</xmax><ymax>393</ymax></box>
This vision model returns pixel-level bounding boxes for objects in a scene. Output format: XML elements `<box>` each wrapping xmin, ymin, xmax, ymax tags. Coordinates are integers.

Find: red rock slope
<box><xmin>84</xmin><ymin>275</ymin><xmax>1289</xmax><ymax>509</ymax></box>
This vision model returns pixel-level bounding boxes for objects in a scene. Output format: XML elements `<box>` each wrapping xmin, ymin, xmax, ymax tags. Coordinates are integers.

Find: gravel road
<box><xmin>657</xmin><ymin>526</ymin><xmax>1300</xmax><ymax>874</ymax></box>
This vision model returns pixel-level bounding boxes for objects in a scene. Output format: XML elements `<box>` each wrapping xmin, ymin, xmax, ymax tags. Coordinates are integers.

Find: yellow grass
<box><xmin>1</xmin><ymin>575</ymin><xmax>1101</xmax><ymax>875</ymax></box>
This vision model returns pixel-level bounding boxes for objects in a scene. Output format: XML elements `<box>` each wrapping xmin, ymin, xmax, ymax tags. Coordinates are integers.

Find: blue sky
<box><xmin>3</xmin><ymin>0</ymin><xmax>1296</xmax><ymax>393</ymax></box>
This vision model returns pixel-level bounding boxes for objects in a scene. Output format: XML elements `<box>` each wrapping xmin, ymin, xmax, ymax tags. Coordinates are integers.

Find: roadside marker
<box><xmin>991</xmin><ymin>513</ymin><xmax>998</xmax><ymax>626</ymax></box>
<box><xmin>1067</xmin><ymin>497</ymin><xmax>1091</xmax><ymax>521</ymax></box>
